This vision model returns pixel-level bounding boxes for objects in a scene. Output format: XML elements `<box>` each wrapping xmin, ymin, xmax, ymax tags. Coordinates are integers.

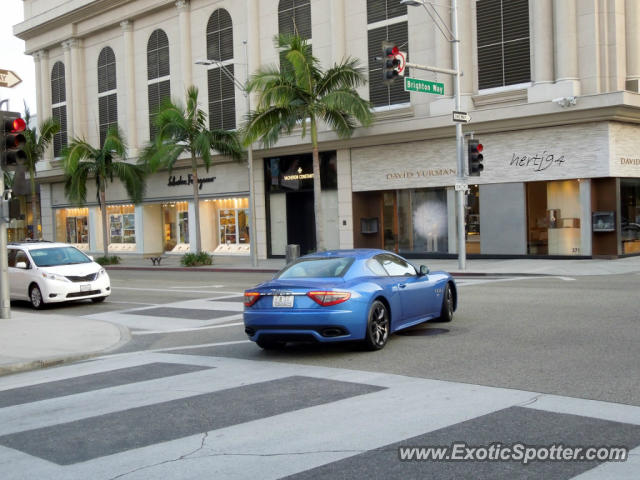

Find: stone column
<box><xmin>69</xmin><ymin>38</ymin><xmax>87</xmax><ymax>138</ymax></box>
<box><xmin>32</xmin><ymin>51</ymin><xmax>43</xmax><ymax>119</ymax></box>
<box><xmin>625</xmin><ymin>0</ymin><xmax>640</xmax><ymax>89</ymax></box>
<box><xmin>331</xmin><ymin>0</ymin><xmax>346</xmax><ymax>63</ymax></box>
<box><xmin>579</xmin><ymin>179</ymin><xmax>592</xmax><ymax>256</ymax></box>
<box><xmin>121</xmin><ymin>20</ymin><xmax>138</xmax><ymax>154</ymax></box>
<box><xmin>39</xmin><ymin>50</ymin><xmax>51</xmax><ymax>118</ymax></box>
<box><xmin>61</xmin><ymin>40</ymin><xmax>74</xmax><ymax>138</ymax></box>
<box><xmin>553</xmin><ymin>0</ymin><xmax>580</xmax><ymax>96</ymax></box>
<box><xmin>176</xmin><ymin>0</ymin><xmax>192</xmax><ymax>94</ymax></box>
<box><xmin>528</xmin><ymin>0</ymin><xmax>555</xmax><ymax>101</ymax></box>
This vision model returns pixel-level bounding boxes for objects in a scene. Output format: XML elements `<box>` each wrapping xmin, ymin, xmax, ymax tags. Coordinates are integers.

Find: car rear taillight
<box><xmin>307</xmin><ymin>291</ymin><xmax>351</xmax><ymax>307</ymax></box>
<box><xmin>244</xmin><ymin>292</ymin><xmax>261</xmax><ymax>307</ymax></box>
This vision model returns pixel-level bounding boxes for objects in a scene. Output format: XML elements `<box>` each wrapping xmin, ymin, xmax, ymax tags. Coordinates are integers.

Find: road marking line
<box><xmin>555</xmin><ymin>276</ymin><xmax>576</xmax><ymax>281</ymax></box>
<box><xmin>155</xmin><ymin>339</ymin><xmax>251</xmax><ymax>351</ymax></box>
<box><xmin>169</xmin><ymin>285</ymin><xmax>225</xmax><ymax>289</ymax></box>
<box><xmin>112</xmin><ymin>287</ymin><xmax>242</xmax><ymax>294</ymax></box>
<box><xmin>104</xmin><ymin>301</ymin><xmax>158</xmax><ymax>306</ymax></box>
<box><xmin>131</xmin><ymin>322</ymin><xmax>243</xmax><ymax>335</ymax></box>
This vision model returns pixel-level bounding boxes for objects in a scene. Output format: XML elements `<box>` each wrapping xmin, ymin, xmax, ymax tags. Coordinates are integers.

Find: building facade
<box><xmin>14</xmin><ymin>0</ymin><xmax>640</xmax><ymax>258</ymax></box>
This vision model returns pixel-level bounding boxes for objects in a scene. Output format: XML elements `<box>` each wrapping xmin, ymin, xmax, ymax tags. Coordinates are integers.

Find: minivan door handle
<box><xmin>398</xmin><ymin>283</ymin><xmax>407</xmax><ymax>289</ymax></box>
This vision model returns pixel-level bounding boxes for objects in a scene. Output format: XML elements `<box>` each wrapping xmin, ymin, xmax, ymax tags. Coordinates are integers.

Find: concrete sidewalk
<box><xmin>0</xmin><ymin>310</ymin><xmax>129</xmax><ymax>377</ymax></box>
<box><xmin>106</xmin><ymin>252</ymin><xmax>640</xmax><ymax>277</ymax></box>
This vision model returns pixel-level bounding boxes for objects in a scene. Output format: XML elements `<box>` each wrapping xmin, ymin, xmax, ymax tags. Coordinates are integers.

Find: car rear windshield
<box><xmin>30</xmin><ymin>247</ymin><xmax>91</xmax><ymax>267</ymax></box>
<box><xmin>276</xmin><ymin>257</ymin><xmax>354</xmax><ymax>279</ymax></box>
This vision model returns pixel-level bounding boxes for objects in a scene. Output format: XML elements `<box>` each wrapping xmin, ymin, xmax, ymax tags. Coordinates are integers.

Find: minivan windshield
<box><xmin>30</xmin><ymin>247</ymin><xmax>92</xmax><ymax>267</ymax></box>
<box><xmin>276</xmin><ymin>257</ymin><xmax>354</xmax><ymax>279</ymax></box>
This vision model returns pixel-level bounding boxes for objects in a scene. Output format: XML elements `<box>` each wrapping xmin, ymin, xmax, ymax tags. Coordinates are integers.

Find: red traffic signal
<box><xmin>1</xmin><ymin>111</ymin><xmax>27</xmax><ymax>169</ymax></box>
<box><xmin>381</xmin><ymin>41</ymin><xmax>404</xmax><ymax>85</ymax></box>
<box><xmin>468</xmin><ymin>139</ymin><xmax>484</xmax><ymax>176</ymax></box>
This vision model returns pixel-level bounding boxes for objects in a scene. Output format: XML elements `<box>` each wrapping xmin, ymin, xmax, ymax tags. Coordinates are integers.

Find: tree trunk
<box><xmin>191</xmin><ymin>154</ymin><xmax>202</xmax><ymax>253</ymax></box>
<box><xmin>310</xmin><ymin>119</ymin><xmax>325</xmax><ymax>251</ymax></box>
<box><xmin>29</xmin><ymin>169</ymin><xmax>39</xmax><ymax>239</ymax></box>
<box><xmin>100</xmin><ymin>186</ymin><xmax>109</xmax><ymax>258</ymax></box>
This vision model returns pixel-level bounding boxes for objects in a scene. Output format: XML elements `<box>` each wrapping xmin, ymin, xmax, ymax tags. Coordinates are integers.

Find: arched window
<box><xmin>51</xmin><ymin>61</ymin><xmax>68</xmax><ymax>157</ymax></box>
<box><xmin>147</xmin><ymin>29</ymin><xmax>171</xmax><ymax>140</ymax></box>
<box><xmin>278</xmin><ymin>0</ymin><xmax>311</xmax><ymax>40</ymax></box>
<box><xmin>97</xmin><ymin>47</ymin><xmax>118</xmax><ymax>145</ymax></box>
<box><xmin>366</xmin><ymin>0</ymin><xmax>409</xmax><ymax>107</ymax></box>
<box><xmin>206</xmin><ymin>9</ymin><xmax>236</xmax><ymax>131</ymax></box>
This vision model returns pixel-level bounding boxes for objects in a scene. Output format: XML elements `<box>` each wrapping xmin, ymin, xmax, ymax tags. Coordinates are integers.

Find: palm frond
<box><xmin>64</xmin><ymin>162</ymin><xmax>95</xmax><ymax>205</ymax></box>
<box><xmin>320</xmin><ymin>90</ymin><xmax>374</xmax><ymax>127</ymax></box>
<box><xmin>317</xmin><ymin>58</ymin><xmax>368</xmax><ymax>95</ymax></box>
<box><xmin>101</xmin><ymin>125</ymin><xmax>127</xmax><ymax>159</ymax></box>
<box><xmin>110</xmin><ymin>162</ymin><xmax>146</xmax><ymax>204</ymax></box>
<box><xmin>243</xmin><ymin>106</ymin><xmax>300</xmax><ymax>147</ymax></box>
<box><xmin>321</xmin><ymin>109</ymin><xmax>357</xmax><ymax>138</ymax></box>
<box><xmin>62</xmin><ymin>139</ymin><xmax>100</xmax><ymax>176</ymax></box>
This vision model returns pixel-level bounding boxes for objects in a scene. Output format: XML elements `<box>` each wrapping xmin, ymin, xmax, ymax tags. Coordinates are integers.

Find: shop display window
<box><xmin>107</xmin><ymin>205</ymin><xmax>135</xmax><ymax>245</ymax></box>
<box><xmin>621</xmin><ymin>179</ymin><xmax>640</xmax><ymax>254</ymax></box>
<box><xmin>396</xmin><ymin>188</ymin><xmax>449</xmax><ymax>254</ymax></box>
<box><xmin>527</xmin><ymin>180</ymin><xmax>581</xmax><ymax>256</ymax></box>
<box><xmin>210</xmin><ymin>197</ymin><xmax>250</xmax><ymax>255</ymax></box>
<box><xmin>55</xmin><ymin>208</ymin><xmax>89</xmax><ymax>247</ymax></box>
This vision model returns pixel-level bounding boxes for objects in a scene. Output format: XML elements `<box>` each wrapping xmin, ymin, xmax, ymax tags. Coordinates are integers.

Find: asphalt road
<box><xmin>4</xmin><ymin>269</ymin><xmax>640</xmax><ymax>479</ymax></box>
<box><xmin>13</xmin><ymin>269</ymin><xmax>640</xmax><ymax>406</ymax></box>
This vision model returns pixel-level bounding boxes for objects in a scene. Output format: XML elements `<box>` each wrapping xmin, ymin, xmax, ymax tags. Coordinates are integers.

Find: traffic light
<box><xmin>1</xmin><ymin>111</ymin><xmax>27</xmax><ymax>170</ymax></box>
<box><xmin>382</xmin><ymin>42</ymin><xmax>401</xmax><ymax>85</ymax></box>
<box><xmin>468</xmin><ymin>139</ymin><xmax>484</xmax><ymax>176</ymax></box>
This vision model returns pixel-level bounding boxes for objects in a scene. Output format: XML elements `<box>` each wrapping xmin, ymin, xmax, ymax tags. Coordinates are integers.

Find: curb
<box><xmin>104</xmin><ymin>265</ymin><xmax>552</xmax><ymax>277</ymax></box>
<box><xmin>0</xmin><ymin>322</ymin><xmax>132</xmax><ymax>377</ymax></box>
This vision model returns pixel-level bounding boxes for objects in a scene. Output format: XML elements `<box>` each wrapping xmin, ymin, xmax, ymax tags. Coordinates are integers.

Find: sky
<box><xmin>1</xmin><ymin>1</ymin><xmax>37</xmax><ymax>117</ymax></box>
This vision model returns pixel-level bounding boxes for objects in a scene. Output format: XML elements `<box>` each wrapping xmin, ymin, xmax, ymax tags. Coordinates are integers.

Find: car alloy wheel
<box><xmin>364</xmin><ymin>300</ymin><xmax>389</xmax><ymax>351</ymax></box>
<box><xmin>29</xmin><ymin>285</ymin><xmax>44</xmax><ymax>310</ymax></box>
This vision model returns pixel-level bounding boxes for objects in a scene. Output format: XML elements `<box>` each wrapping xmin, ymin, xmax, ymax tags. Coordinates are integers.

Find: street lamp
<box><xmin>195</xmin><ymin>41</ymin><xmax>258</xmax><ymax>268</ymax></box>
<box><xmin>402</xmin><ymin>0</ymin><xmax>467</xmax><ymax>270</ymax></box>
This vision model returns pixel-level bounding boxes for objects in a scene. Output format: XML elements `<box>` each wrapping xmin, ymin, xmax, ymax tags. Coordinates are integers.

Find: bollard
<box><xmin>286</xmin><ymin>244</ymin><xmax>300</xmax><ymax>264</ymax></box>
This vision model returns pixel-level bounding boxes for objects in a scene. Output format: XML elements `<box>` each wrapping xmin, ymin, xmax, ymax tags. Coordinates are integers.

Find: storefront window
<box><xmin>527</xmin><ymin>180</ymin><xmax>581</xmax><ymax>256</ymax></box>
<box><xmin>55</xmin><ymin>208</ymin><xmax>89</xmax><ymax>247</ymax></box>
<box><xmin>397</xmin><ymin>188</ymin><xmax>449</xmax><ymax>254</ymax></box>
<box><xmin>621</xmin><ymin>179</ymin><xmax>640</xmax><ymax>254</ymax></box>
<box><xmin>107</xmin><ymin>204</ymin><xmax>135</xmax><ymax>244</ymax></box>
<box><xmin>466</xmin><ymin>185</ymin><xmax>480</xmax><ymax>254</ymax></box>
<box><xmin>210</xmin><ymin>197</ymin><xmax>250</xmax><ymax>254</ymax></box>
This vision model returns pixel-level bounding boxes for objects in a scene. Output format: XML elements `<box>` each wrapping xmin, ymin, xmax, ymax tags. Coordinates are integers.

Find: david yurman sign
<box><xmin>167</xmin><ymin>174</ymin><xmax>216</xmax><ymax>190</ymax></box>
<box><xmin>386</xmin><ymin>168</ymin><xmax>456</xmax><ymax>180</ymax></box>
<box><xmin>510</xmin><ymin>151</ymin><xmax>566</xmax><ymax>172</ymax></box>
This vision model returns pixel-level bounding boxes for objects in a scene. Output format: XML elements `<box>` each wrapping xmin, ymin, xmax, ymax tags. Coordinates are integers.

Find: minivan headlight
<box><xmin>42</xmin><ymin>272</ymin><xmax>70</xmax><ymax>282</ymax></box>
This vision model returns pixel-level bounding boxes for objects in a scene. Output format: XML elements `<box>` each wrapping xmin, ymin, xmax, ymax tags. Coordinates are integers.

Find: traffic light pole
<box><xmin>0</xmin><ymin>170</ymin><xmax>10</xmax><ymax>319</ymax></box>
<box><xmin>451</xmin><ymin>0</ymin><xmax>466</xmax><ymax>271</ymax></box>
<box><xmin>401</xmin><ymin>0</ymin><xmax>466</xmax><ymax>270</ymax></box>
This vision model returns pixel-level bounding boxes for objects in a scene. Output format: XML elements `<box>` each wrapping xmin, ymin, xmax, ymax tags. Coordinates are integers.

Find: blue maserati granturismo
<box><xmin>243</xmin><ymin>249</ymin><xmax>457</xmax><ymax>351</ymax></box>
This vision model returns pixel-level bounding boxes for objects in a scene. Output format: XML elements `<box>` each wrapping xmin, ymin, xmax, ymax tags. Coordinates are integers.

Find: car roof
<box><xmin>301</xmin><ymin>249</ymin><xmax>389</xmax><ymax>260</ymax></box>
<box><xmin>8</xmin><ymin>241</ymin><xmax>70</xmax><ymax>250</ymax></box>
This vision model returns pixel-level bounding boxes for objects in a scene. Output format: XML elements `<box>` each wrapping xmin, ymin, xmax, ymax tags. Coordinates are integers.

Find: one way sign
<box><xmin>0</xmin><ymin>69</ymin><xmax>22</xmax><ymax>88</ymax></box>
<box><xmin>452</xmin><ymin>110</ymin><xmax>470</xmax><ymax>123</ymax></box>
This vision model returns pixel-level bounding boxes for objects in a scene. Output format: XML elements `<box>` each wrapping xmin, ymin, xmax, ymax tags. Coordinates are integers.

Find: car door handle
<box><xmin>398</xmin><ymin>283</ymin><xmax>406</xmax><ymax>289</ymax></box>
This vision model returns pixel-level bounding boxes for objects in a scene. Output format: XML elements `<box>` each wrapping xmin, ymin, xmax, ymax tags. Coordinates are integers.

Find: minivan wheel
<box><xmin>29</xmin><ymin>285</ymin><xmax>44</xmax><ymax>310</ymax></box>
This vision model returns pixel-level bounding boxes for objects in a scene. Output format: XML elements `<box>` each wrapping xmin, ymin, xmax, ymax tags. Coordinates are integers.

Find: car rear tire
<box><xmin>256</xmin><ymin>338</ymin><xmax>285</xmax><ymax>350</ymax></box>
<box><xmin>29</xmin><ymin>285</ymin><xmax>44</xmax><ymax>310</ymax></box>
<box><xmin>363</xmin><ymin>300</ymin><xmax>390</xmax><ymax>351</ymax></box>
<box><xmin>436</xmin><ymin>284</ymin><xmax>454</xmax><ymax>323</ymax></box>
<box><xmin>91</xmin><ymin>296</ymin><xmax>107</xmax><ymax>303</ymax></box>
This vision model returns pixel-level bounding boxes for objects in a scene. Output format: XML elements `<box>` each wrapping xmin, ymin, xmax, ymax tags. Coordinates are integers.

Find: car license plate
<box><xmin>80</xmin><ymin>284</ymin><xmax>91</xmax><ymax>292</ymax></box>
<box><xmin>273</xmin><ymin>295</ymin><xmax>294</xmax><ymax>308</ymax></box>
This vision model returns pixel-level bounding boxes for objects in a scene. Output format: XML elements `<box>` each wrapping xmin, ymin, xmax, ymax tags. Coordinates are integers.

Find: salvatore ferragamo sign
<box><xmin>167</xmin><ymin>173</ymin><xmax>216</xmax><ymax>190</ymax></box>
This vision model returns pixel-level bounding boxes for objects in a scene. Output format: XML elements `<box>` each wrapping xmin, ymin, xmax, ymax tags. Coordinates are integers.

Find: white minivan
<box><xmin>7</xmin><ymin>241</ymin><xmax>111</xmax><ymax>309</ymax></box>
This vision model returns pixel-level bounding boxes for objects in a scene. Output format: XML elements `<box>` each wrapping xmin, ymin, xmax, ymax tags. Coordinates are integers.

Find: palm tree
<box><xmin>141</xmin><ymin>85</ymin><xmax>243</xmax><ymax>253</ymax></box>
<box><xmin>22</xmin><ymin>103</ymin><xmax>60</xmax><ymax>239</ymax></box>
<box><xmin>63</xmin><ymin>125</ymin><xmax>146</xmax><ymax>258</ymax></box>
<box><xmin>244</xmin><ymin>34</ymin><xmax>374</xmax><ymax>251</ymax></box>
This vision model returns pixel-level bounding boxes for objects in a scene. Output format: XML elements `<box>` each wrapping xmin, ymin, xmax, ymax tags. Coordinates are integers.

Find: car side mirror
<box><xmin>419</xmin><ymin>265</ymin><xmax>429</xmax><ymax>276</ymax></box>
<box><xmin>16</xmin><ymin>261</ymin><xmax>28</xmax><ymax>269</ymax></box>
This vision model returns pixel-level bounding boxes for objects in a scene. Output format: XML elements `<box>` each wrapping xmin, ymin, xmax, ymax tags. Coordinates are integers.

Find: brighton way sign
<box><xmin>404</xmin><ymin>76</ymin><xmax>444</xmax><ymax>95</ymax></box>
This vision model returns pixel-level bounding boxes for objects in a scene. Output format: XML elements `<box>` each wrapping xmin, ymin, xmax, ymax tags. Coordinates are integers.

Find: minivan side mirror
<box><xmin>16</xmin><ymin>261</ymin><xmax>28</xmax><ymax>269</ymax></box>
<box><xmin>419</xmin><ymin>265</ymin><xmax>429</xmax><ymax>276</ymax></box>
<box><xmin>88</xmin><ymin>255</ymin><xmax>94</xmax><ymax>261</ymax></box>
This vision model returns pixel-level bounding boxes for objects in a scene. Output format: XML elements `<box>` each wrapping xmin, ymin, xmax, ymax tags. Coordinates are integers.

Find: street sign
<box><xmin>404</xmin><ymin>77</ymin><xmax>444</xmax><ymax>95</ymax></box>
<box><xmin>452</xmin><ymin>111</ymin><xmax>471</xmax><ymax>123</ymax></box>
<box><xmin>0</xmin><ymin>69</ymin><xmax>22</xmax><ymax>88</ymax></box>
<box><xmin>455</xmin><ymin>182</ymin><xmax>469</xmax><ymax>192</ymax></box>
